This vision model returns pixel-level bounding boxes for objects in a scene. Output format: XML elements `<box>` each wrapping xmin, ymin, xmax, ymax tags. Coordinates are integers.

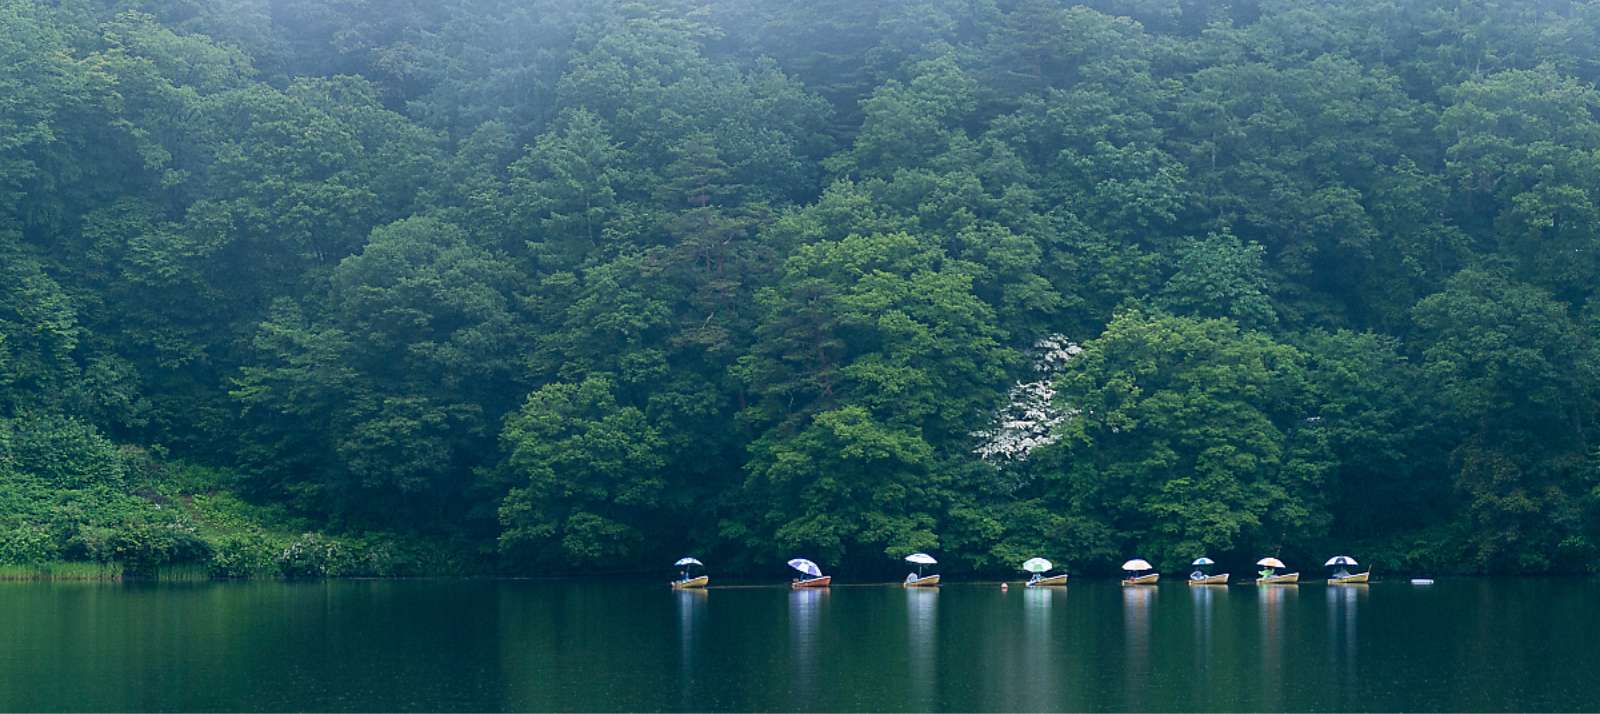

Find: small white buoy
<box><xmin>1000</xmin><ymin>582</ymin><xmax>1009</xmax><ymax>591</ymax></box>
<box><xmin>1411</xmin><ymin>578</ymin><xmax>1434</xmax><ymax>585</ymax></box>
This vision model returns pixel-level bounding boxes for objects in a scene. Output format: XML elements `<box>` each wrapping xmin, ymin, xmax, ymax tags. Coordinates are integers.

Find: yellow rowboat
<box><xmin>903</xmin><ymin>574</ymin><xmax>941</xmax><ymax>587</ymax></box>
<box><xmin>671</xmin><ymin>575</ymin><xmax>709</xmax><ymax>589</ymax></box>
<box><xmin>1121</xmin><ymin>573</ymin><xmax>1159</xmax><ymax>585</ymax></box>
<box><xmin>1256</xmin><ymin>572</ymin><xmax>1299</xmax><ymax>584</ymax></box>
<box><xmin>1188</xmin><ymin>573</ymin><xmax>1229</xmax><ymax>585</ymax></box>
<box><xmin>1329</xmin><ymin>571</ymin><xmax>1370</xmax><ymax>584</ymax></box>
<box><xmin>1026</xmin><ymin>574</ymin><xmax>1069</xmax><ymax>587</ymax></box>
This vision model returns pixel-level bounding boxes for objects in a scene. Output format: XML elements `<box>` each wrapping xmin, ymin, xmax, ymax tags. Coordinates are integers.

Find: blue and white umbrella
<box><xmin>674</xmin><ymin>557</ymin><xmax>703</xmax><ymax>567</ymax></box>
<box><xmin>788</xmin><ymin>558</ymin><xmax>823</xmax><ymax>577</ymax></box>
<box><xmin>1192</xmin><ymin>557</ymin><xmax>1216</xmax><ymax>566</ymax></box>
<box><xmin>1324</xmin><ymin>555</ymin><xmax>1358</xmax><ymax>567</ymax></box>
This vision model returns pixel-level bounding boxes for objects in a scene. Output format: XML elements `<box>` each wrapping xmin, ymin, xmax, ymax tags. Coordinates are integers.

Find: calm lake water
<box><xmin>2</xmin><ymin>577</ymin><xmax>1597</xmax><ymax>711</ymax></box>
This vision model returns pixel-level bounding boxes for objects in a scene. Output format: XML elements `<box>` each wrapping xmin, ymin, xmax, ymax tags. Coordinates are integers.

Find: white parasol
<box><xmin>1022</xmin><ymin>557</ymin><xmax>1053</xmax><ymax>573</ymax></box>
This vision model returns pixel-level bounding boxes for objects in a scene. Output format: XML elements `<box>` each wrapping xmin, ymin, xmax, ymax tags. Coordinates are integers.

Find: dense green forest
<box><xmin>4</xmin><ymin>0</ymin><xmax>1600</xmax><ymax>578</ymax></box>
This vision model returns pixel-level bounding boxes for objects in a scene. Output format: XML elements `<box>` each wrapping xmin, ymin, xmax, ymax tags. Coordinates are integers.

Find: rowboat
<box><xmin>671</xmin><ymin>574</ymin><xmax>709</xmax><ymax>589</ymax></box>
<box><xmin>1121</xmin><ymin>558</ymin><xmax>1158</xmax><ymax>585</ymax></box>
<box><xmin>1021</xmin><ymin>557</ymin><xmax>1067</xmax><ymax>586</ymax></box>
<box><xmin>788</xmin><ymin>558</ymin><xmax>830</xmax><ymax>588</ymax></box>
<box><xmin>902</xmin><ymin>552</ymin><xmax>940</xmax><ymax>587</ymax></box>
<box><xmin>1324</xmin><ymin>556</ymin><xmax>1368</xmax><ymax>584</ymax></box>
<box><xmin>672</xmin><ymin>557</ymin><xmax>708</xmax><ymax>589</ymax></box>
<box><xmin>1255</xmin><ymin>556</ymin><xmax>1297</xmax><ymax>584</ymax></box>
<box><xmin>1188</xmin><ymin>557</ymin><xmax>1226</xmax><ymax>584</ymax></box>
<box><xmin>792</xmin><ymin>575</ymin><xmax>832</xmax><ymax>588</ymax></box>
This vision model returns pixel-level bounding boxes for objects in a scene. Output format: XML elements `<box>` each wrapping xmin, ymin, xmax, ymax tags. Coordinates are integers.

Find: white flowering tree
<box><xmin>972</xmin><ymin>334</ymin><xmax>1080</xmax><ymax>462</ymax></box>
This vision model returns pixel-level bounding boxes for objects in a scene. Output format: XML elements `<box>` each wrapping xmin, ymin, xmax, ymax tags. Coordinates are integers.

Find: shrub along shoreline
<box><xmin>0</xmin><ymin>415</ymin><xmax>479</xmax><ymax>579</ymax></box>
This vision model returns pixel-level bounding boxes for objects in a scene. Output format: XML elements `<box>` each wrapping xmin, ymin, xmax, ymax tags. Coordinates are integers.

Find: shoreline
<box><xmin>0</xmin><ymin>565</ymin><xmax>1591</xmax><ymax>584</ymax></box>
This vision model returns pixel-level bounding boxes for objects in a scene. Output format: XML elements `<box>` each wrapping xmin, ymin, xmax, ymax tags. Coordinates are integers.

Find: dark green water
<box><xmin>1</xmin><ymin>578</ymin><xmax>1597</xmax><ymax>712</ymax></box>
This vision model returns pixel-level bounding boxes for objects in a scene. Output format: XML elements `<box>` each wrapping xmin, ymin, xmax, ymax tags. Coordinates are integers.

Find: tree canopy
<box><xmin>4</xmin><ymin>0</ymin><xmax>1600</xmax><ymax>576</ymax></box>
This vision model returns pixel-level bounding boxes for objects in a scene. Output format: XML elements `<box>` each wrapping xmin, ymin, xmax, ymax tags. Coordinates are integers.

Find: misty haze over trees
<box><xmin>3</xmin><ymin>0</ymin><xmax>1599</xmax><ymax>577</ymax></box>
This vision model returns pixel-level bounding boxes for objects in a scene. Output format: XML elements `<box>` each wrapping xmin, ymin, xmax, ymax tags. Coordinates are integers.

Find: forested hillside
<box><xmin>4</xmin><ymin>0</ymin><xmax>1599</xmax><ymax>577</ymax></box>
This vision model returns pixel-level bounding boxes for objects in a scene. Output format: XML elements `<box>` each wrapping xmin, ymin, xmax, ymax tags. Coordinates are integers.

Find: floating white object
<box><xmin>1411</xmin><ymin>578</ymin><xmax>1434</xmax><ymax>584</ymax></box>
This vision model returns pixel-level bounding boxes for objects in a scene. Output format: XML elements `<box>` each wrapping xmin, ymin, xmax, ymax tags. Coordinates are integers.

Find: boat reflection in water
<box><xmin>1326</xmin><ymin>581</ymin><xmax>1365</xmax><ymax>706</ymax></box>
<box><xmin>1190</xmin><ymin>579</ymin><xmax>1227</xmax><ymax>691</ymax></box>
<box><xmin>906</xmin><ymin>587</ymin><xmax>938</xmax><ymax>710</ymax></box>
<box><xmin>787</xmin><ymin>588</ymin><xmax>827</xmax><ymax>697</ymax></box>
<box><xmin>1257</xmin><ymin>582</ymin><xmax>1297</xmax><ymax>710</ymax></box>
<box><xmin>1019</xmin><ymin>586</ymin><xmax>1065</xmax><ymax>710</ymax></box>
<box><xmin>1122</xmin><ymin>584</ymin><xmax>1155</xmax><ymax>710</ymax></box>
<box><xmin>675</xmin><ymin>588</ymin><xmax>707</xmax><ymax>709</ymax></box>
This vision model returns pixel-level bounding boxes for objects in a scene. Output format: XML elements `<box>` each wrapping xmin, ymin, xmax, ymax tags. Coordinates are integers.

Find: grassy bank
<box><xmin>0</xmin><ymin>562</ymin><xmax>124</xmax><ymax>581</ymax></box>
<box><xmin>1</xmin><ymin>420</ymin><xmax>482</xmax><ymax>580</ymax></box>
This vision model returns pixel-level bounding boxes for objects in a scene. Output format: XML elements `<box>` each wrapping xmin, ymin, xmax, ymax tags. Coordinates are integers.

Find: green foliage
<box><xmin>0</xmin><ymin>526</ymin><xmax>58</xmax><ymax>565</ymax></box>
<box><xmin>4</xmin><ymin>0</ymin><xmax>1600</xmax><ymax>577</ymax></box>
<box><xmin>279</xmin><ymin>532</ymin><xmax>349</xmax><ymax>577</ymax></box>
<box><xmin>498</xmin><ymin>376</ymin><xmax>666</xmax><ymax>568</ymax></box>
<box><xmin>1046</xmin><ymin>310</ymin><xmax>1330</xmax><ymax>569</ymax></box>
<box><xmin>207</xmin><ymin>531</ymin><xmax>278</xmax><ymax>578</ymax></box>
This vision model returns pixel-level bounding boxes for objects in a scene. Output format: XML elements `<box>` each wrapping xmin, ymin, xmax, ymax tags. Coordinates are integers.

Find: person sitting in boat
<box><xmin>905</xmin><ymin>572</ymin><xmax>917</xmax><ymax>584</ymax></box>
<box><xmin>1259</xmin><ymin>566</ymin><xmax>1276</xmax><ymax>579</ymax></box>
<box><xmin>1191</xmin><ymin>569</ymin><xmax>1206</xmax><ymax>580</ymax></box>
<box><xmin>1332</xmin><ymin>566</ymin><xmax>1351</xmax><ymax>579</ymax></box>
<box><xmin>1027</xmin><ymin>573</ymin><xmax>1041</xmax><ymax>585</ymax></box>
